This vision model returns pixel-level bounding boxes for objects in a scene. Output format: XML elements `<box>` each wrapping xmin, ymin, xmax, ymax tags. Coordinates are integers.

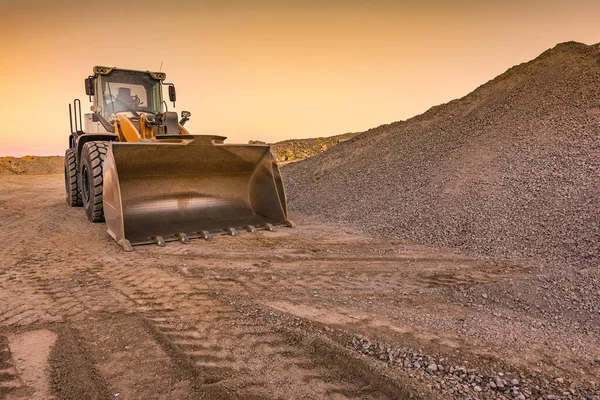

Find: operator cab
<box><xmin>99</xmin><ymin>69</ymin><xmax>163</xmax><ymax>118</ymax></box>
<box><xmin>83</xmin><ymin>66</ymin><xmax>183</xmax><ymax>134</ymax></box>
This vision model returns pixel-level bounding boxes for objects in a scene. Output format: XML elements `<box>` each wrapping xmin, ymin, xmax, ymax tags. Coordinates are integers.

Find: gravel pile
<box><xmin>283</xmin><ymin>41</ymin><xmax>600</xmax><ymax>268</ymax></box>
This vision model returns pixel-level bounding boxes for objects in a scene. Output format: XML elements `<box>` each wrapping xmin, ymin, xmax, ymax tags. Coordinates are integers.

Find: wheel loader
<box><xmin>65</xmin><ymin>66</ymin><xmax>293</xmax><ymax>251</ymax></box>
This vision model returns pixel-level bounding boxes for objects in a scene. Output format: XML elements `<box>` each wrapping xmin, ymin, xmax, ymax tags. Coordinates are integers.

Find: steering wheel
<box><xmin>132</xmin><ymin>95</ymin><xmax>143</xmax><ymax>106</ymax></box>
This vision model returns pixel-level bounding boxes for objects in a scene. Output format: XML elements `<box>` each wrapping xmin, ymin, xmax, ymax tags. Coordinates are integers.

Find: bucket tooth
<box><xmin>226</xmin><ymin>227</ymin><xmax>238</xmax><ymax>236</ymax></box>
<box><xmin>283</xmin><ymin>220</ymin><xmax>296</xmax><ymax>228</ymax></box>
<box><xmin>263</xmin><ymin>223</ymin><xmax>274</xmax><ymax>231</ymax></box>
<box><xmin>121</xmin><ymin>239</ymin><xmax>133</xmax><ymax>252</ymax></box>
<box><xmin>200</xmin><ymin>231</ymin><xmax>212</xmax><ymax>241</ymax></box>
<box><xmin>153</xmin><ymin>236</ymin><xmax>166</xmax><ymax>247</ymax></box>
<box><xmin>177</xmin><ymin>233</ymin><xmax>190</xmax><ymax>244</ymax></box>
<box><xmin>244</xmin><ymin>225</ymin><xmax>257</xmax><ymax>233</ymax></box>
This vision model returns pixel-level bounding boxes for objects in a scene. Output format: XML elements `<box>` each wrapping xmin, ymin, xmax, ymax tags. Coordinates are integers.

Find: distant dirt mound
<box><xmin>0</xmin><ymin>156</ymin><xmax>63</xmax><ymax>175</ymax></box>
<box><xmin>259</xmin><ymin>132</ymin><xmax>361</xmax><ymax>163</ymax></box>
<box><xmin>0</xmin><ymin>131</ymin><xmax>360</xmax><ymax>176</ymax></box>
<box><xmin>284</xmin><ymin>41</ymin><xmax>600</xmax><ymax>267</ymax></box>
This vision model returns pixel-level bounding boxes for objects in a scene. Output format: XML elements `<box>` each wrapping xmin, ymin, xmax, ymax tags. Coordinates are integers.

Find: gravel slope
<box><xmin>284</xmin><ymin>41</ymin><xmax>600</xmax><ymax>268</ymax></box>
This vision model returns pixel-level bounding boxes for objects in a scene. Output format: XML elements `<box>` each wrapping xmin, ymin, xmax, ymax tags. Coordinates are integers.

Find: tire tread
<box><xmin>64</xmin><ymin>148</ymin><xmax>82</xmax><ymax>206</ymax></box>
<box><xmin>80</xmin><ymin>141</ymin><xmax>109</xmax><ymax>222</ymax></box>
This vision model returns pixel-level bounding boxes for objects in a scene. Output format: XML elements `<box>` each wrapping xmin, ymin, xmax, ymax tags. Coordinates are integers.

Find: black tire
<box><xmin>64</xmin><ymin>148</ymin><xmax>82</xmax><ymax>207</ymax></box>
<box><xmin>79</xmin><ymin>141</ymin><xmax>108</xmax><ymax>222</ymax></box>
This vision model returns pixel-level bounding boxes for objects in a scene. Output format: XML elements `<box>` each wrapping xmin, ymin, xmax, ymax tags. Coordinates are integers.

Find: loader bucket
<box><xmin>102</xmin><ymin>135</ymin><xmax>293</xmax><ymax>250</ymax></box>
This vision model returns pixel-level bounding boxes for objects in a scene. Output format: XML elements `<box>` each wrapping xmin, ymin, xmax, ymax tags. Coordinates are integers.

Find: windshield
<box><xmin>101</xmin><ymin>70</ymin><xmax>162</xmax><ymax>118</ymax></box>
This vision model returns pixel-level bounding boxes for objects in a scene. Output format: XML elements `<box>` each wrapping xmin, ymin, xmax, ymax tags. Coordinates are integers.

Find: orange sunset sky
<box><xmin>0</xmin><ymin>0</ymin><xmax>598</xmax><ymax>156</ymax></box>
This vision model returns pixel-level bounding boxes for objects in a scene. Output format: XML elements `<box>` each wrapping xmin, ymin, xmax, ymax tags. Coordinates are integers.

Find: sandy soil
<box><xmin>0</xmin><ymin>175</ymin><xmax>597</xmax><ymax>400</ymax></box>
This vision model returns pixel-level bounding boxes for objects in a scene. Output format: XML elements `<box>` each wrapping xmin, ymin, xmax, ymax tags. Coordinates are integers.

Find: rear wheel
<box><xmin>80</xmin><ymin>141</ymin><xmax>108</xmax><ymax>222</ymax></box>
<box><xmin>64</xmin><ymin>148</ymin><xmax>82</xmax><ymax>206</ymax></box>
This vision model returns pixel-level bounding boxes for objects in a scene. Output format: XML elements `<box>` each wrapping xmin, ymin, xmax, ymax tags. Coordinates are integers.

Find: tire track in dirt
<box><xmin>0</xmin><ymin>256</ymin><xmax>129</xmax><ymax>329</ymax></box>
<box><xmin>154</xmin><ymin>237</ymin><xmax>514</xmax><ymax>305</ymax></box>
<box><xmin>1</xmin><ymin>253</ymin><xmax>224</xmax><ymax>399</ymax></box>
<box><xmin>155</xmin><ymin>246</ymin><xmax>556</xmax><ymax>399</ymax></box>
<box><xmin>179</xmin><ymin>258</ymin><xmax>502</xmax><ymax>309</ymax></box>
<box><xmin>100</xmin><ymin>262</ymin><xmax>407</xmax><ymax>399</ymax></box>
<box><xmin>50</xmin><ymin>325</ymin><xmax>112</xmax><ymax>400</ymax></box>
<box><xmin>0</xmin><ymin>336</ymin><xmax>23</xmax><ymax>396</ymax></box>
<box><xmin>2</xmin><ymin>255</ymin><xmax>207</xmax><ymax>400</ymax></box>
<box><xmin>1</xmin><ymin>245</ymin><xmax>379</xmax><ymax>398</ymax></box>
<box><xmin>0</xmin><ymin>268</ymin><xmax>62</xmax><ymax>328</ymax></box>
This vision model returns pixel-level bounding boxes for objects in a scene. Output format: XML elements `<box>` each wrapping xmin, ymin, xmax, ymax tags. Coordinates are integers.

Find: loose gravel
<box><xmin>352</xmin><ymin>335</ymin><xmax>598</xmax><ymax>399</ymax></box>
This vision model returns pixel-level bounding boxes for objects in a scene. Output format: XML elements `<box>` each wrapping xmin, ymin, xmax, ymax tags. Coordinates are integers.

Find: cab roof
<box><xmin>92</xmin><ymin>66</ymin><xmax>166</xmax><ymax>81</ymax></box>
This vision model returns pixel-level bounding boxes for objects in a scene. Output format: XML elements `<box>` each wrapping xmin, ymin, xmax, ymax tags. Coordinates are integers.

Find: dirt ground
<box><xmin>0</xmin><ymin>175</ymin><xmax>598</xmax><ymax>400</ymax></box>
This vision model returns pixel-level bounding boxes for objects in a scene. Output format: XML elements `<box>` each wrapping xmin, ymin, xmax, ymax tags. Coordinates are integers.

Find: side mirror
<box><xmin>85</xmin><ymin>77</ymin><xmax>95</xmax><ymax>96</ymax></box>
<box><xmin>179</xmin><ymin>110</ymin><xmax>191</xmax><ymax>126</ymax></box>
<box><xmin>168</xmin><ymin>85</ymin><xmax>176</xmax><ymax>103</ymax></box>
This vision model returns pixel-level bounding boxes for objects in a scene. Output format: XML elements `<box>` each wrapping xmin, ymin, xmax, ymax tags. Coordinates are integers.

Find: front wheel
<box><xmin>79</xmin><ymin>141</ymin><xmax>108</xmax><ymax>222</ymax></box>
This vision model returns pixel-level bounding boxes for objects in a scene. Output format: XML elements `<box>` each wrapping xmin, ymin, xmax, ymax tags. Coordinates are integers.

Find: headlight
<box><xmin>93</xmin><ymin>66</ymin><xmax>113</xmax><ymax>75</ymax></box>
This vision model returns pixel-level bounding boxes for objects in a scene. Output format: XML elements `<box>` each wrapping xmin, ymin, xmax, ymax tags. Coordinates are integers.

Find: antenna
<box><xmin>159</xmin><ymin>61</ymin><xmax>164</xmax><ymax>72</ymax></box>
